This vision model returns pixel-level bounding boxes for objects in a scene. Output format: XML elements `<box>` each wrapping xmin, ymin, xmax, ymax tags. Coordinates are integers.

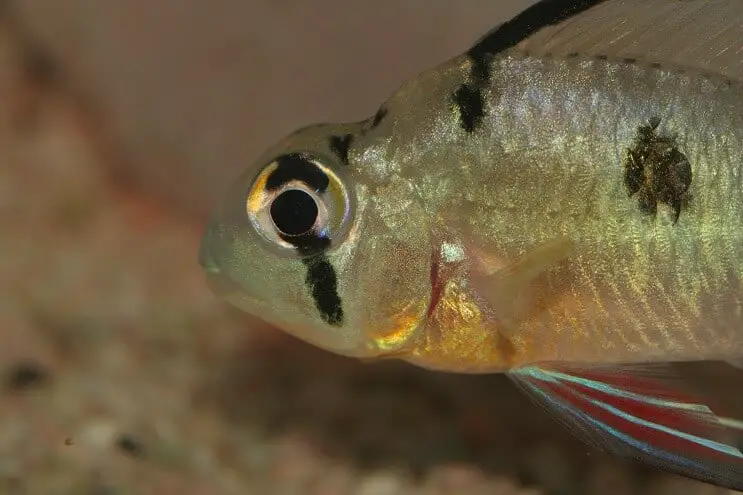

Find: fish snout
<box><xmin>198</xmin><ymin>222</ymin><xmax>221</xmax><ymax>275</ymax></box>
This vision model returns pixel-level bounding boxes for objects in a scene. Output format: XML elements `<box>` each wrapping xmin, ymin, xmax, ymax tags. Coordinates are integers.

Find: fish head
<box><xmin>199</xmin><ymin>123</ymin><xmax>433</xmax><ymax>359</ymax></box>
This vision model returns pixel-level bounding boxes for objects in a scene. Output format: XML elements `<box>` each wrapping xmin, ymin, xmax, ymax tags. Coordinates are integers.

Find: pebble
<box><xmin>80</xmin><ymin>420</ymin><xmax>117</xmax><ymax>451</ymax></box>
<box><xmin>356</xmin><ymin>472</ymin><xmax>408</xmax><ymax>495</ymax></box>
<box><xmin>519</xmin><ymin>442</ymin><xmax>575</xmax><ymax>492</ymax></box>
<box><xmin>311</xmin><ymin>464</ymin><xmax>356</xmax><ymax>495</ymax></box>
<box><xmin>583</xmin><ymin>461</ymin><xmax>636</xmax><ymax>495</ymax></box>
<box><xmin>4</xmin><ymin>361</ymin><xmax>50</xmax><ymax>391</ymax></box>
<box><xmin>115</xmin><ymin>433</ymin><xmax>144</xmax><ymax>458</ymax></box>
<box><xmin>425</xmin><ymin>463</ymin><xmax>487</xmax><ymax>492</ymax></box>
<box><xmin>643</xmin><ymin>475</ymin><xmax>724</xmax><ymax>495</ymax></box>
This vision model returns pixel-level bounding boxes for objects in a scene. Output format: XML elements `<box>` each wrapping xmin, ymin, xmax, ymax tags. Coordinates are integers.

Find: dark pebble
<box><xmin>5</xmin><ymin>361</ymin><xmax>50</xmax><ymax>391</ymax></box>
<box><xmin>115</xmin><ymin>433</ymin><xmax>144</xmax><ymax>458</ymax></box>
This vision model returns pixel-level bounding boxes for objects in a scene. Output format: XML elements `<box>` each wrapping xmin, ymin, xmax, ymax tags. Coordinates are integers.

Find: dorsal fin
<box><xmin>471</xmin><ymin>0</ymin><xmax>743</xmax><ymax>81</ymax></box>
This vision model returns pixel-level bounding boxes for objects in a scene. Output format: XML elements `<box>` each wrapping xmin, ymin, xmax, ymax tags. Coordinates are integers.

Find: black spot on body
<box><xmin>624</xmin><ymin>151</ymin><xmax>644</xmax><ymax>197</ymax></box>
<box><xmin>453</xmin><ymin>84</ymin><xmax>485</xmax><ymax>133</ymax></box>
<box><xmin>624</xmin><ymin>118</ymin><xmax>692</xmax><ymax>223</ymax></box>
<box><xmin>266</xmin><ymin>154</ymin><xmax>329</xmax><ymax>192</ymax></box>
<box><xmin>596</xmin><ymin>54</ymin><xmax>608</xmax><ymax>61</ymax></box>
<box><xmin>329</xmin><ymin>133</ymin><xmax>354</xmax><ymax>165</ymax></box>
<box><xmin>302</xmin><ymin>255</ymin><xmax>344</xmax><ymax>326</ymax></box>
<box><xmin>623</xmin><ymin>57</ymin><xmax>637</xmax><ymax>64</ymax></box>
<box><xmin>467</xmin><ymin>0</ymin><xmax>608</xmax><ymax>82</ymax></box>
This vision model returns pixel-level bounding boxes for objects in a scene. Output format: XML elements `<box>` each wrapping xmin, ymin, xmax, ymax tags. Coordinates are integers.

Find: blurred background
<box><xmin>0</xmin><ymin>1</ymin><xmax>738</xmax><ymax>493</ymax></box>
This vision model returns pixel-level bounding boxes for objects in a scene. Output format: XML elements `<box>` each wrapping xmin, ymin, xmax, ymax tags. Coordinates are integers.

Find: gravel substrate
<box><xmin>0</xmin><ymin>15</ymin><xmax>740</xmax><ymax>495</ymax></box>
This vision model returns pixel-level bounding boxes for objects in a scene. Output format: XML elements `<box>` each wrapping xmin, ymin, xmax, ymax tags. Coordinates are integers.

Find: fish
<box><xmin>199</xmin><ymin>0</ymin><xmax>743</xmax><ymax>489</ymax></box>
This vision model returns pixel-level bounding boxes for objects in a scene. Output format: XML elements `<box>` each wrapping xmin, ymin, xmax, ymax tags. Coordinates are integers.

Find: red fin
<box><xmin>508</xmin><ymin>362</ymin><xmax>743</xmax><ymax>491</ymax></box>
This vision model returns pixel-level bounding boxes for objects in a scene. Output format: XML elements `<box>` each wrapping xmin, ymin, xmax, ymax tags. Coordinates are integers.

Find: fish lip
<box><xmin>197</xmin><ymin>246</ymin><xmax>215</xmax><ymax>273</ymax></box>
<box><xmin>198</xmin><ymin>232</ymin><xmax>247</xmax><ymax>298</ymax></box>
<box><xmin>198</xmin><ymin>225</ymin><xmax>221</xmax><ymax>275</ymax></box>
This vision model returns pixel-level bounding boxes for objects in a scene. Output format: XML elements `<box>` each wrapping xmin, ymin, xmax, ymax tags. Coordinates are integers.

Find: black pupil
<box><xmin>270</xmin><ymin>189</ymin><xmax>318</xmax><ymax>236</ymax></box>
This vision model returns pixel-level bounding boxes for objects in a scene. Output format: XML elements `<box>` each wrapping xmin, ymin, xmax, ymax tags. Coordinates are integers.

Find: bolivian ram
<box><xmin>199</xmin><ymin>0</ymin><xmax>743</xmax><ymax>489</ymax></box>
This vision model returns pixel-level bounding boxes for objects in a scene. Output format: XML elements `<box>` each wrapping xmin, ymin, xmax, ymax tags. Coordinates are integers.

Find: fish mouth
<box><xmin>198</xmin><ymin>230</ymin><xmax>242</xmax><ymax>297</ymax></box>
<box><xmin>197</xmin><ymin>219</ymin><xmax>219</xmax><ymax>272</ymax></box>
<box><xmin>198</xmin><ymin>246</ymin><xmax>218</xmax><ymax>275</ymax></box>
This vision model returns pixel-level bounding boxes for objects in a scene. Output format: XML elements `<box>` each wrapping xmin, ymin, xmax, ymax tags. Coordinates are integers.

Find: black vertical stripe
<box><xmin>452</xmin><ymin>0</ymin><xmax>607</xmax><ymax>133</ymax></box>
<box><xmin>371</xmin><ymin>106</ymin><xmax>388</xmax><ymax>128</ymax></box>
<box><xmin>329</xmin><ymin>134</ymin><xmax>354</xmax><ymax>165</ymax></box>
<box><xmin>453</xmin><ymin>83</ymin><xmax>485</xmax><ymax>133</ymax></box>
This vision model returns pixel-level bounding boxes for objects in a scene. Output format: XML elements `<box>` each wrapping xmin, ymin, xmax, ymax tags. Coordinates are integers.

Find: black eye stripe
<box><xmin>279</xmin><ymin>232</ymin><xmax>329</xmax><ymax>256</ymax></box>
<box><xmin>265</xmin><ymin>154</ymin><xmax>330</xmax><ymax>192</ymax></box>
<box><xmin>302</xmin><ymin>254</ymin><xmax>344</xmax><ymax>327</ymax></box>
<box><xmin>259</xmin><ymin>154</ymin><xmax>344</xmax><ymax>325</ymax></box>
<box><xmin>279</xmin><ymin>233</ymin><xmax>343</xmax><ymax>326</ymax></box>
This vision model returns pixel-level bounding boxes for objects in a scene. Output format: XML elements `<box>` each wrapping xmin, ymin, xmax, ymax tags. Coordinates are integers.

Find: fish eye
<box><xmin>245</xmin><ymin>153</ymin><xmax>354</xmax><ymax>257</ymax></box>
<box><xmin>270</xmin><ymin>189</ymin><xmax>318</xmax><ymax>237</ymax></box>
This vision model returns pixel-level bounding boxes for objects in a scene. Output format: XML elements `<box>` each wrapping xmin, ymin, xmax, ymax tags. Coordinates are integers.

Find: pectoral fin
<box><xmin>508</xmin><ymin>362</ymin><xmax>743</xmax><ymax>491</ymax></box>
<box><xmin>490</xmin><ymin>237</ymin><xmax>573</xmax><ymax>293</ymax></box>
<box><xmin>470</xmin><ymin>237</ymin><xmax>574</xmax><ymax>334</ymax></box>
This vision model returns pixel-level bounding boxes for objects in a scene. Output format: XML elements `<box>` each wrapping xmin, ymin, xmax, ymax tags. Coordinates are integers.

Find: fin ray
<box><xmin>498</xmin><ymin>0</ymin><xmax>743</xmax><ymax>82</ymax></box>
<box><xmin>508</xmin><ymin>362</ymin><xmax>743</xmax><ymax>490</ymax></box>
<box><xmin>469</xmin><ymin>237</ymin><xmax>573</xmax><ymax>337</ymax></box>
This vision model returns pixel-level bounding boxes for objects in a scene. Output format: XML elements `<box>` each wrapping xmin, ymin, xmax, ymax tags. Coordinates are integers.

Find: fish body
<box><xmin>200</xmin><ymin>0</ymin><xmax>743</xmax><ymax>489</ymax></box>
<box><xmin>383</xmin><ymin>50</ymin><xmax>743</xmax><ymax>373</ymax></box>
